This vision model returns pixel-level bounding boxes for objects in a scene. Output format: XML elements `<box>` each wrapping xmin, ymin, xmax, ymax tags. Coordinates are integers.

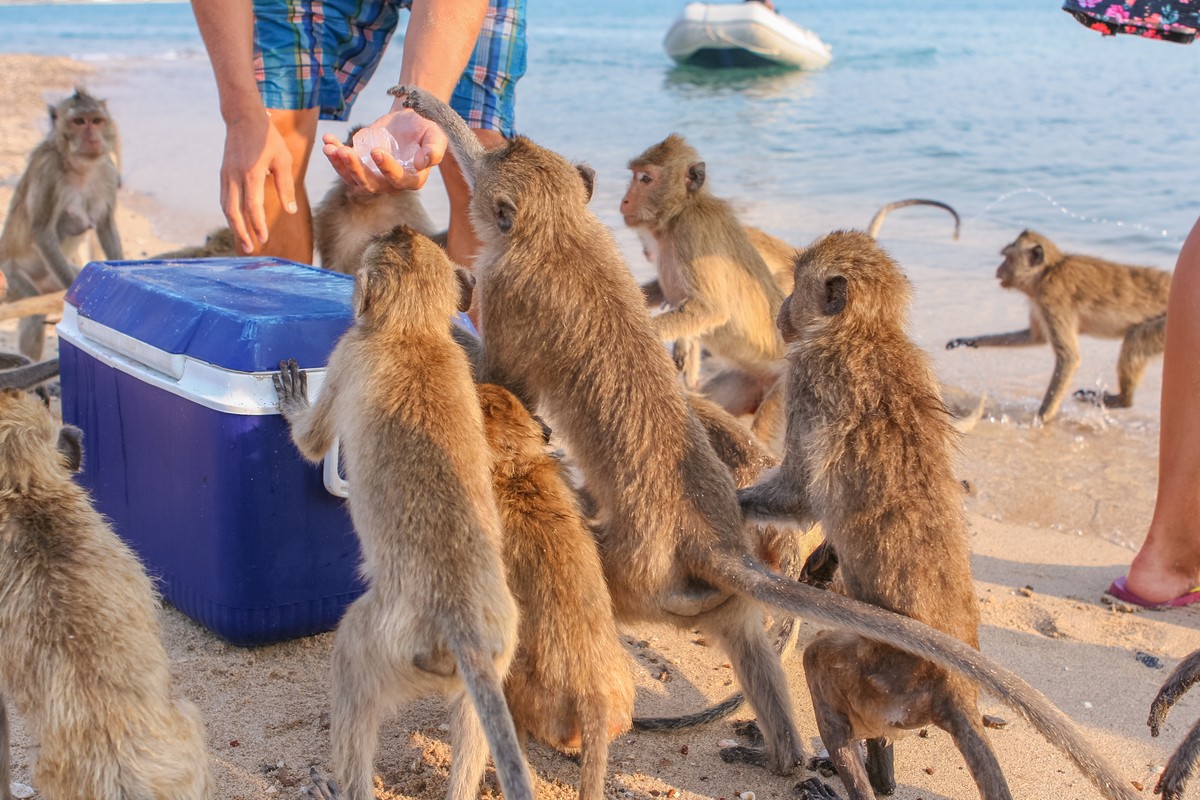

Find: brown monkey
<box><xmin>946</xmin><ymin>229</ymin><xmax>1170</xmax><ymax>423</ymax></box>
<box><xmin>400</xmin><ymin>86</ymin><xmax>1138</xmax><ymax>800</ymax></box>
<box><xmin>1148</xmin><ymin>648</ymin><xmax>1200</xmax><ymax>800</ymax></box>
<box><xmin>479</xmin><ymin>383</ymin><xmax>634</xmax><ymax>800</ymax></box>
<box><xmin>0</xmin><ymin>88</ymin><xmax>123</xmax><ymax>360</ymax></box>
<box><xmin>275</xmin><ymin>226</ymin><xmax>532</xmax><ymax>800</ymax></box>
<box><xmin>153</xmin><ymin>227</ymin><xmax>238</xmax><ymax>260</ymax></box>
<box><xmin>0</xmin><ymin>388</ymin><xmax>210</xmax><ymax>799</ymax></box>
<box><xmin>313</xmin><ymin>178</ymin><xmax>439</xmax><ymax>274</ymax></box>
<box><xmin>739</xmin><ymin>230</ymin><xmax>1136</xmax><ymax>799</ymax></box>
<box><xmin>621</xmin><ymin>134</ymin><xmax>787</xmax><ymax>439</ymax></box>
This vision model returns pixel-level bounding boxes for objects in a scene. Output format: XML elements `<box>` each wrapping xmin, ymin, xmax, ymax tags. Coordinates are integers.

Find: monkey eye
<box><xmin>71</xmin><ymin>117</ymin><xmax>86</xmax><ymax>126</ymax></box>
<box><xmin>637</xmin><ymin>171</ymin><xmax>652</xmax><ymax>184</ymax></box>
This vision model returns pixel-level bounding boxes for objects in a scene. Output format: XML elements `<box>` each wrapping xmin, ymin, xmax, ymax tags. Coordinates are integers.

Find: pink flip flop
<box><xmin>1106</xmin><ymin>575</ymin><xmax>1200</xmax><ymax>609</ymax></box>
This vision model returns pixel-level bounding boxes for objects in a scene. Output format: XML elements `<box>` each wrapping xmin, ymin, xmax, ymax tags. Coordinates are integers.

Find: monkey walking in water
<box><xmin>398</xmin><ymin>86</ymin><xmax>1138</xmax><ymax>800</ymax></box>
<box><xmin>478</xmin><ymin>383</ymin><xmax>635</xmax><ymax>800</ymax></box>
<box><xmin>947</xmin><ymin>229</ymin><xmax>1170</xmax><ymax>423</ymax></box>
<box><xmin>0</xmin><ymin>388</ymin><xmax>211</xmax><ymax>799</ymax></box>
<box><xmin>1147</xmin><ymin>648</ymin><xmax>1200</xmax><ymax>800</ymax></box>
<box><xmin>0</xmin><ymin>88</ymin><xmax>123</xmax><ymax>360</ymax></box>
<box><xmin>275</xmin><ymin>227</ymin><xmax>532</xmax><ymax>800</ymax></box>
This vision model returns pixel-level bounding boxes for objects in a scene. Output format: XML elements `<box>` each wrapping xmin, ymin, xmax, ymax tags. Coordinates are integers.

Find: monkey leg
<box><xmin>802</xmin><ymin>638</ymin><xmax>878</xmax><ymax>800</ymax></box>
<box><xmin>749</xmin><ymin>376</ymin><xmax>786</xmax><ymax>451</ymax></box>
<box><xmin>445</xmin><ymin>690</ymin><xmax>492</xmax><ymax>800</ymax></box>
<box><xmin>936</xmin><ymin>697</ymin><xmax>1012</xmax><ymax>800</ymax></box>
<box><xmin>1110</xmin><ymin>315</ymin><xmax>1166</xmax><ymax>408</ymax></box>
<box><xmin>328</xmin><ymin>594</ymin><xmax>406</xmax><ymax>800</ymax></box>
<box><xmin>701</xmin><ymin>368</ymin><xmax>767</xmax><ymax>417</ymax></box>
<box><xmin>702</xmin><ymin>595</ymin><xmax>803</xmax><ymax>775</ymax></box>
<box><xmin>1157</xmin><ymin>717</ymin><xmax>1200</xmax><ymax>800</ymax></box>
<box><xmin>864</xmin><ymin>738</ymin><xmax>895</xmax><ymax>796</ymax></box>
<box><xmin>673</xmin><ymin>337</ymin><xmax>703</xmax><ymax>390</ymax></box>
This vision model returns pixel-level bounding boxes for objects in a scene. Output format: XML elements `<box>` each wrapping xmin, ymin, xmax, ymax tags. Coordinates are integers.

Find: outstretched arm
<box><xmin>274</xmin><ymin>359</ymin><xmax>337</xmax><ymax>462</ymax></box>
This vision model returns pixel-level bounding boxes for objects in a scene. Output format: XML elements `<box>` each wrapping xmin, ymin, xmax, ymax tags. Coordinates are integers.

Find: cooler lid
<box><xmin>65</xmin><ymin>258</ymin><xmax>355</xmax><ymax>372</ymax></box>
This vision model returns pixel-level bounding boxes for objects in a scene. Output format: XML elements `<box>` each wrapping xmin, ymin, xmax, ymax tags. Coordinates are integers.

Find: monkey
<box><xmin>737</xmin><ymin>230</ymin><xmax>1135</xmax><ymax>799</ymax></box>
<box><xmin>153</xmin><ymin>227</ymin><xmax>238</xmax><ymax>260</ymax></box>
<box><xmin>274</xmin><ymin>226</ymin><xmax>532</xmax><ymax>800</ymax></box>
<box><xmin>0</xmin><ymin>88</ymin><xmax>123</xmax><ymax>360</ymax></box>
<box><xmin>313</xmin><ymin>173</ymin><xmax>439</xmax><ymax>274</ymax></box>
<box><xmin>946</xmin><ymin>229</ymin><xmax>1171</xmax><ymax>423</ymax></box>
<box><xmin>399</xmin><ymin>85</ymin><xmax>1139</xmax><ymax>800</ymax></box>
<box><xmin>0</xmin><ymin>388</ymin><xmax>211</xmax><ymax>800</ymax></box>
<box><xmin>1147</xmin><ymin>648</ymin><xmax>1200</xmax><ymax>800</ymax></box>
<box><xmin>478</xmin><ymin>383</ymin><xmax>634</xmax><ymax>800</ymax></box>
<box><xmin>621</xmin><ymin>134</ymin><xmax>788</xmax><ymax>440</ymax></box>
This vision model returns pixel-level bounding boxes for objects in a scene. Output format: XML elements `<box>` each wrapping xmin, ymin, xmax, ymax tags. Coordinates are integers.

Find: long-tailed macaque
<box><xmin>947</xmin><ymin>229</ymin><xmax>1170</xmax><ymax>423</ymax></box>
<box><xmin>400</xmin><ymin>86</ymin><xmax>1138</xmax><ymax>800</ymax></box>
<box><xmin>0</xmin><ymin>88</ymin><xmax>123</xmax><ymax>360</ymax></box>
<box><xmin>0</xmin><ymin>388</ymin><xmax>210</xmax><ymax>799</ymax></box>
<box><xmin>275</xmin><ymin>227</ymin><xmax>532</xmax><ymax>800</ymax></box>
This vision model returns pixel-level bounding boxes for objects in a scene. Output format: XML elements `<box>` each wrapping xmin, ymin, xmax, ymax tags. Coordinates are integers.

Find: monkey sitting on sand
<box><xmin>947</xmin><ymin>229</ymin><xmax>1170</xmax><ymax>423</ymax></box>
<box><xmin>0</xmin><ymin>388</ymin><xmax>211</xmax><ymax>799</ymax></box>
<box><xmin>0</xmin><ymin>88</ymin><xmax>123</xmax><ymax>360</ymax></box>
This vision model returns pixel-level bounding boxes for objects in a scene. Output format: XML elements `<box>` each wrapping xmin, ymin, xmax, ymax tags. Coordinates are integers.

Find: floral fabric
<box><xmin>1062</xmin><ymin>0</ymin><xmax>1199</xmax><ymax>42</ymax></box>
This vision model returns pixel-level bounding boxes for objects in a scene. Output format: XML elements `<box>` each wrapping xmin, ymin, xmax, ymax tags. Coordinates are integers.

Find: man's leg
<box><xmin>256</xmin><ymin>108</ymin><xmax>320</xmax><ymax>263</ymax></box>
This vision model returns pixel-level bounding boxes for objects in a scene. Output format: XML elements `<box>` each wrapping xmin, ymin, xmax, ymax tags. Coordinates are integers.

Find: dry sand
<box><xmin>3</xmin><ymin>53</ymin><xmax>1199</xmax><ymax>800</ymax></box>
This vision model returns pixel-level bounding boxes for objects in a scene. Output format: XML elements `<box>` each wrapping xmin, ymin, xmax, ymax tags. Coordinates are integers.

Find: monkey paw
<box><xmin>945</xmin><ymin>337</ymin><xmax>977</xmax><ymax>350</ymax></box>
<box><xmin>273</xmin><ymin>358</ymin><xmax>310</xmax><ymax>417</ymax></box>
<box><xmin>793</xmin><ymin>777</ymin><xmax>841</xmax><ymax>799</ymax></box>
<box><xmin>306</xmin><ymin>766</ymin><xmax>341</xmax><ymax>799</ymax></box>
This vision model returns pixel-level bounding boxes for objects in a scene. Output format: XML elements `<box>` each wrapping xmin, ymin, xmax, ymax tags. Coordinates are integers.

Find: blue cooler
<box><xmin>57</xmin><ymin>258</ymin><xmax>365</xmax><ymax>647</ymax></box>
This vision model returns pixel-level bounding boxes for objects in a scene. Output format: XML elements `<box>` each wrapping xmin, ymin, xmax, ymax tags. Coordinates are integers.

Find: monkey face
<box><xmin>996</xmin><ymin>231</ymin><xmax>1048</xmax><ymax>291</ymax></box>
<box><xmin>620</xmin><ymin>166</ymin><xmax>661</xmax><ymax>227</ymax></box>
<box><xmin>54</xmin><ymin>91</ymin><xmax>114</xmax><ymax>160</ymax></box>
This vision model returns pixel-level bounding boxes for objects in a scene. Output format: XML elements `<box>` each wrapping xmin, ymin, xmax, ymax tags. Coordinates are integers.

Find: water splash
<box><xmin>974</xmin><ymin>188</ymin><xmax>1184</xmax><ymax>246</ymax></box>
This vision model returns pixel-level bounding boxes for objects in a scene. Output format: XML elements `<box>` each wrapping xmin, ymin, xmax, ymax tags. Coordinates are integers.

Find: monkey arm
<box><xmin>32</xmin><ymin>223</ymin><xmax>80</xmax><ymax>290</ymax></box>
<box><xmin>651</xmin><ymin>296</ymin><xmax>728</xmax><ymax>343</ymax></box>
<box><xmin>95</xmin><ymin>210</ymin><xmax>124</xmax><ymax>262</ymax></box>
<box><xmin>1150</xmin><ymin>650</ymin><xmax>1200</xmax><ymax>737</ymax></box>
<box><xmin>274</xmin><ymin>359</ymin><xmax>337</xmax><ymax>461</ymax></box>
<box><xmin>947</xmin><ymin>312</ymin><xmax>1047</xmax><ymax>349</ymax></box>
<box><xmin>738</xmin><ymin>468</ymin><xmax>814</xmax><ymax>529</ymax></box>
<box><xmin>641</xmin><ymin>279</ymin><xmax>665</xmax><ymax>307</ymax></box>
<box><xmin>1037</xmin><ymin>316</ymin><xmax>1081</xmax><ymax>423</ymax></box>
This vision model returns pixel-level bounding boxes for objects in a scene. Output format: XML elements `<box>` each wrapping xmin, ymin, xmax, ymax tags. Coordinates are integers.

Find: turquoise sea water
<box><xmin>1</xmin><ymin>0</ymin><xmax>1197</xmax><ymax>424</ymax></box>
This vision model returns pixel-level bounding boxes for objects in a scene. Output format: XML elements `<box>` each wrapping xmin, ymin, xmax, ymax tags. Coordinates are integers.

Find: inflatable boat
<box><xmin>664</xmin><ymin>2</ymin><xmax>832</xmax><ymax>70</ymax></box>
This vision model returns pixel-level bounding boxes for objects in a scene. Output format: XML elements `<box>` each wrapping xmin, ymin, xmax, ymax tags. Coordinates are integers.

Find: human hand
<box><xmin>321</xmin><ymin>106</ymin><xmax>448</xmax><ymax>193</ymax></box>
<box><xmin>220</xmin><ymin>113</ymin><xmax>297</xmax><ymax>254</ymax></box>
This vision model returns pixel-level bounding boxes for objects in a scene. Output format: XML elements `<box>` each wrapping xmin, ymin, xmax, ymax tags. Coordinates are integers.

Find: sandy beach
<box><xmin>3</xmin><ymin>53</ymin><xmax>1198</xmax><ymax>800</ymax></box>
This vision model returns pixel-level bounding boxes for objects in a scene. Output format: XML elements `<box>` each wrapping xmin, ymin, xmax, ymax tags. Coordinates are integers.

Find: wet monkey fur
<box><xmin>480</xmin><ymin>383</ymin><xmax>635</xmax><ymax>800</ymax></box>
<box><xmin>947</xmin><ymin>229</ymin><xmax>1170</xmax><ymax>423</ymax></box>
<box><xmin>277</xmin><ymin>227</ymin><xmax>532</xmax><ymax>800</ymax></box>
<box><xmin>0</xmin><ymin>88</ymin><xmax>123</xmax><ymax>360</ymax></box>
<box><xmin>0</xmin><ymin>389</ymin><xmax>211</xmax><ymax>799</ymax></box>
<box><xmin>397</xmin><ymin>86</ymin><xmax>1137</xmax><ymax>800</ymax></box>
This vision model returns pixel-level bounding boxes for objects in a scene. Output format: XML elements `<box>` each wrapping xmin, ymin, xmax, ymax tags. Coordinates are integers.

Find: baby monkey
<box><xmin>480</xmin><ymin>383</ymin><xmax>634</xmax><ymax>800</ymax></box>
<box><xmin>947</xmin><ymin>229</ymin><xmax>1170</xmax><ymax>423</ymax></box>
<box><xmin>0</xmin><ymin>388</ymin><xmax>210</xmax><ymax>799</ymax></box>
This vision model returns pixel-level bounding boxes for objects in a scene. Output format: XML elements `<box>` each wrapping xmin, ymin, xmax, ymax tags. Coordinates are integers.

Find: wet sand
<box><xmin>1</xmin><ymin>53</ymin><xmax>1194</xmax><ymax>800</ymax></box>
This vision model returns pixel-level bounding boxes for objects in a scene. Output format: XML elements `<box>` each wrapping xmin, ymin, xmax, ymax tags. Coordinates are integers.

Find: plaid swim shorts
<box><xmin>253</xmin><ymin>0</ymin><xmax>527</xmax><ymax>134</ymax></box>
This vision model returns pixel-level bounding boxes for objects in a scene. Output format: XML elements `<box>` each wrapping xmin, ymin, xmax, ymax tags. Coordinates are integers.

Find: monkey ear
<box><xmin>1029</xmin><ymin>244</ymin><xmax>1044</xmax><ymax>267</ymax></box>
<box><xmin>57</xmin><ymin>425</ymin><xmax>84</xmax><ymax>473</ymax></box>
<box><xmin>822</xmin><ymin>276</ymin><xmax>848</xmax><ymax>316</ymax></box>
<box><xmin>454</xmin><ymin>267</ymin><xmax>476</xmax><ymax>313</ymax></box>
<box><xmin>494</xmin><ymin>196</ymin><xmax>517</xmax><ymax>235</ymax></box>
<box><xmin>353</xmin><ymin>268</ymin><xmax>373</xmax><ymax>318</ymax></box>
<box><xmin>685</xmin><ymin>161</ymin><xmax>706</xmax><ymax>194</ymax></box>
<box><xmin>48</xmin><ymin>103</ymin><xmax>58</xmax><ymax>125</ymax></box>
<box><xmin>533</xmin><ymin>414</ymin><xmax>553</xmax><ymax>444</ymax></box>
<box><xmin>575</xmin><ymin>164</ymin><xmax>596</xmax><ymax>203</ymax></box>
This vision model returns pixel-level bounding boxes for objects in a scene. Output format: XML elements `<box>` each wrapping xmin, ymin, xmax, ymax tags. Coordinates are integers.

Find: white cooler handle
<box><xmin>323</xmin><ymin>439</ymin><xmax>349</xmax><ymax>498</ymax></box>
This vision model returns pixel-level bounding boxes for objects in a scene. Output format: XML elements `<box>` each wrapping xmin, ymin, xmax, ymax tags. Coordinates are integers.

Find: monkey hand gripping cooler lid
<box><xmin>56</xmin><ymin>257</ymin><xmax>476</xmax><ymax>647</ymax></box>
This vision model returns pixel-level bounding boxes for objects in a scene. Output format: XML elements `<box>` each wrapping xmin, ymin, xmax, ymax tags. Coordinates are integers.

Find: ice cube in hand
<box><xmin>352</xmin><ymin>127</ymin><xmax>418</xmax><ymax>176</ymax></box>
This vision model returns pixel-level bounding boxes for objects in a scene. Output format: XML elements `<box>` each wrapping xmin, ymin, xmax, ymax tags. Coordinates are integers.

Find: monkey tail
<box><xmin>576</xmin><ymin>694</ymin><xmax>613</xmax><ymax>800</ymax></box>
<box><xmin>867</xmin><ymin>199</ymin><xmax>961</xmax><ymax>241</ymax></box>
<box><xmin>449</xmin><ymin>639</ymin><xmax>535</xmax><ymax>800</ymax></box>
<box><xmin>714</xmin><ymin>555</ymin><xmax>1139</xmax><ymax>800</ymax></box>
<box><xmin>0</xmin><ymin>358</ymin><xmax>59</xmax><ymax>391</ymax></box>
